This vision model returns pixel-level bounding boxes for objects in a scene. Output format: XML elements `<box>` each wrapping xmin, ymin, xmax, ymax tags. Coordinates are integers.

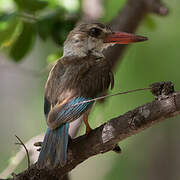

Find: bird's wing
<box><xmin>44</xmin><ymin>59</ymin><xmax>66</xmax><ymax>119</ymax></box>
<box><xmin>47</xmin><ymin>97</ymin><xmax>93</xmax><ymax>130</ymax></box>
<box><xmin>44</xmin><ymin>56</ymin><xmax>87</xmax><ymax>119</ymax></box>
<box><xmin>44</xmin><ymin>58</ymin><xmax>94</xmax><ymax>130</ymax></box>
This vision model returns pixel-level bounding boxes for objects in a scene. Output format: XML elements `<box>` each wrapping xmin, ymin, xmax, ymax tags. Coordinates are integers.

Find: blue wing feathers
<box><xmin>38</xmin><ymin>97</ymin><xmax>93</xmax><ymax>168</ymax></box>
<box><xmin>56</xmin><ymin>97</ymin><xmax>93</xmax><ymax>123</ymax></box>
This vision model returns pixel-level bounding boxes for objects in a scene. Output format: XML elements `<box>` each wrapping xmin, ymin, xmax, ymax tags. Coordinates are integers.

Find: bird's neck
<box><xmin>63</xmin><ymin>41</ymin><xmax>104</xmax><ymax>58</ymax></box>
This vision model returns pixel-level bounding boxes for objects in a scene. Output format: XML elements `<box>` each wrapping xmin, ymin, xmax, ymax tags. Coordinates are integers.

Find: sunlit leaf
<box><xmin>0</xmin><ymin>12</ymin><xmax>17</xmax><ymax>31</ymax></box>
<box><xmin>10</xmin><ymin>22</ymin><xmax>36</xmax><ymax>62</ymax></box>
<box><xmin>61</xmin><ymin>0</ymin><xmax>80</xmax><ymax>12</ymax></box>
<box><xmin>14</xmin><ymin>0</ymin><xmax>48</xmax><ymax>12</ymax></box>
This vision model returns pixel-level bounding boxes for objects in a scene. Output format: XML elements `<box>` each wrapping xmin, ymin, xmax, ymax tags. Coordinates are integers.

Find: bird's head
<box><xmin>63</xmin><ymin>23</ymin><xmax>148</xmax><ymax>58</ymax></box>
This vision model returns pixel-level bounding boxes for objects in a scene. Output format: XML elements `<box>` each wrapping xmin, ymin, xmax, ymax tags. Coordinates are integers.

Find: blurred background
<box><xmin>0</xmin><ymin>0</ymin><xmax>180</xmax><ymax>179</ymax></box>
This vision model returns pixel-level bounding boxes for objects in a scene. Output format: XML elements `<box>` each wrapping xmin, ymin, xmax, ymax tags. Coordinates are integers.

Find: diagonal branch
<box><xmin>6</xmin><ymin>81</ymin><xmax>179</xmax><ymax>180</ymax></box>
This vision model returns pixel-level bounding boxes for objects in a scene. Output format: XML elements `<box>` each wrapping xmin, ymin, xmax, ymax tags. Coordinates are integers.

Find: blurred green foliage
<box><xmin>1</xmin><ymin>0</ymin><xmax>180</xmax><ymax>180</ymax></box>
<box><xmin>0</xmin><ymin>0</ymin><xmax>79</xmax><ymax>61</ymax></box>
<box><xmin>103</xmin><ymin>0</ymin><xmax>126</xmax><ymax>22</ymax></box>
<box><xmin>0</xmin><ymin>0</ymin><xmax>156</xmax><ymax>62</ymax></box>
<box><xmin>14</xmin><ymin>0</ymin><xmax>48</xmax><ymax>12</ymax></box>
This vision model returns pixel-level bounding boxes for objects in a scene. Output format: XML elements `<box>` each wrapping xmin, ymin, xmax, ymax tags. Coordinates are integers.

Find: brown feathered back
<box><xmin>45</xmin><ymin>55</ymin><xmax>114</xmax><ymax>109</ymax></box>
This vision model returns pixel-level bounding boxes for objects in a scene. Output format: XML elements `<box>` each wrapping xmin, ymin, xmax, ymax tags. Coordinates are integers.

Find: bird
<box><xmin>37</xmin><ymin>22</ymin><xmax>147</xmax><ymax>168</ymax></box>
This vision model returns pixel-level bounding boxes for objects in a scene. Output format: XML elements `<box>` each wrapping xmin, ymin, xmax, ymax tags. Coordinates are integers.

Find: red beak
<box><xmin>104</xmin><ymin>32</ymin><xmax>148</xmax><ymax>44</ymax></box>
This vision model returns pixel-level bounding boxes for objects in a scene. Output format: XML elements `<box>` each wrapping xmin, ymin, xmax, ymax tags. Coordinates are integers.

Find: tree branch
<box><xmin>3</xmin><ymin>81</ymin><xmax>179</xmax><ymax>180</ymax></box>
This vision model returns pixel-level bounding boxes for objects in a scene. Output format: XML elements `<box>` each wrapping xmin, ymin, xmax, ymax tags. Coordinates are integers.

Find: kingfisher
<box><xmin>37</xmin><ymin>22</ymin><xmax>147</xmax><ymax>168</ymax></box>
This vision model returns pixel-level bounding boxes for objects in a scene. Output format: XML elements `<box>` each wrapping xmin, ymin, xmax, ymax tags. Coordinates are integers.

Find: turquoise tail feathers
<box><xmin>37</xmin><ymin>123</ymin><xmax>69</xmax><ymax>168</ymax></box>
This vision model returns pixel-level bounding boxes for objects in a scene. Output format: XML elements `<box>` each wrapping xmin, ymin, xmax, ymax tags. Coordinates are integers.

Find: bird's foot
<box><xmin>83</xmin><ymin>113</ymin><xmax>92</xmax><ymax>135</ymax></box>
<box><xmin>113</xmin><ymin>144</ymin><xmax>121</xmax><ymax>154</ymax></box>
<box><xmin>85</xmin><ymin>126</ymin><xmax>92</xmax><ymax>135</ymax></box>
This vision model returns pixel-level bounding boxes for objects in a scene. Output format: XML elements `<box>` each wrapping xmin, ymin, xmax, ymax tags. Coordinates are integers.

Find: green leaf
<box><xmin>0</xmin><ymin>18</ymin><xmax>22</xmax><ymax>48</ymax></box>
<box><xmin>36</xmin><ymin>14</ymin><xmax>56</xmax><ymax>40</ymax></box>
<box><xmin>36</xmin><ymin>9</ymin><xmax>67</xmax><ymax>41</ymax></box>
<box><xmin>51</xmin><ymin>19</ymin><xmax>76</xmax><ymax>45</ymax></box>
<box><xmin>10</xmin><ymin>22</ymin><xmax>36</xmax><ymax>62</ymax></box>
<box><xmin>37</xmin><ymin>19</ymin><xmax>51</xmax><ymax>40</ymax></box>
<box><xmin>0</xmin><ymin>12</ymin><xmax>17</xmax><ymax>31</ymax></box>
<box><xmin>14</xmin><ymin>0</ymin><xmax>48</xmax><ymax>12</ymax></box>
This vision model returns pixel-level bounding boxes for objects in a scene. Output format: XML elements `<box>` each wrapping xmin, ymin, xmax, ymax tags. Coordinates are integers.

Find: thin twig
<box><xmin>15</xmin><ymin>135</ymin><xmax>30</xmax><ymax>169</ymax></box>
<box><xmin>71</xmin><ymin>87</ymin><xmax>150</xmax><ymax>106</ymax></box>
<box><xmin>0</xmin><ymin>134</ymin><xmax>43</xmax><ymax>179</ymax></box>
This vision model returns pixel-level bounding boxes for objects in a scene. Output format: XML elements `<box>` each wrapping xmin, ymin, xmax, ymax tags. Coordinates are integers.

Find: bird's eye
<box><xmin>89</xmin><ymin>28</ymin><xmax>102</xmax><ymax>37</ymax></box>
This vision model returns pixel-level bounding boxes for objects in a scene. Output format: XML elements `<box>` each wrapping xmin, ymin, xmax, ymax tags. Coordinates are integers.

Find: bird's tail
<box><xmin>37</xmin><ymin>122</ymin><xmax>69</xmax><ymax>168</ymax></box>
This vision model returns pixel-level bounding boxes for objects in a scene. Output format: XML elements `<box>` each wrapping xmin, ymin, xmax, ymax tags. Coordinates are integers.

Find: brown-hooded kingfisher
<box><xmin>37</xmin><ymin>23</ymin><xmax>147</xmax><ymax>168</ymax></box>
